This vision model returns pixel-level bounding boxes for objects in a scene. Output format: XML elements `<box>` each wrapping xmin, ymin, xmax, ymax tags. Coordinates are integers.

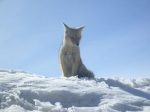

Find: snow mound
<box><xmin>0</xmin><ymin>69</ymin><xmax>150</xmax><ymax>112</ymax></box>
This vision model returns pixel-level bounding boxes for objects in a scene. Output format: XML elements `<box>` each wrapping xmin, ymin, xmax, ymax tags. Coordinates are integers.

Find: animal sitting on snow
<box><xmin>59</xmin><ymin>23</ymin><xmax>94</xmax><ymax>78</ymax></box>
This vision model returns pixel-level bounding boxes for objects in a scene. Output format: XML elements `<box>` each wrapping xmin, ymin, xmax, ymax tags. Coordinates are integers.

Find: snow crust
<box><xmin>0</xmin><ymin>69</ymin><xmax>150</xmax><ymax>112</ymax></box>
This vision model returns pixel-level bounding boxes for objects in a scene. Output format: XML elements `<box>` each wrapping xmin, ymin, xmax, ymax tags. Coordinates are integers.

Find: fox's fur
<box><xmin>59</xmin><ymin>23</ymin><xmax>94</xmax><ymax>78</ymax></box>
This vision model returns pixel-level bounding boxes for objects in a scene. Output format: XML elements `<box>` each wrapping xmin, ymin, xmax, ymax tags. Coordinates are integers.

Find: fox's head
<box><xmin>63</xmin><ymin>23</ymin><xmax>85</xmax><ymax>46</ymax></box>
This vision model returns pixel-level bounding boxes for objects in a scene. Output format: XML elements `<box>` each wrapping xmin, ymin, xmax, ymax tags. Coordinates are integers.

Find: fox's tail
<box><xmin>77</xmin><ymin>64</ymin><xmax>94</xmax><ymax>78</ymax></box>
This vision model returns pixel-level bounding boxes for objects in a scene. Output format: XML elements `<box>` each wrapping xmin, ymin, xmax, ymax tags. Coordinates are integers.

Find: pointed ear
<box><xmin>77</xmin><ymin>26</ymin><xmax>85</xmax><ymax>32</ymax></box>
<box><xmin>79</xmin><ymin>26</ymin><xmax>85</xmax><ymax>29</ymax></box>
<box><xmin>62</xmin><ymin>23</ymin><xmax>70</xmax><ymax>29</ymax></box>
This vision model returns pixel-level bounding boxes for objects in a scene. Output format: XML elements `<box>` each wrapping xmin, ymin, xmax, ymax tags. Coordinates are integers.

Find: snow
<box><xmin>0</xmin><ymin>69</ymin><xmax>150</xmax><ymax>112</ymax></box>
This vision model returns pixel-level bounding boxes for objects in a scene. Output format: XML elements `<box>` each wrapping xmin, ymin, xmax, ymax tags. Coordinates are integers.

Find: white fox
<box><xmin>59</xmin><ymin>23</ymin><xmax>94</xmax><ymax>78</ymax></box>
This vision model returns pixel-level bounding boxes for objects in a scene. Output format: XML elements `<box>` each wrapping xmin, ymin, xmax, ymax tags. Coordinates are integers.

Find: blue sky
<box><xmin>0</xmin><ymin>0</ymin><xmax>150</xmax><ymax>79</ymax></box>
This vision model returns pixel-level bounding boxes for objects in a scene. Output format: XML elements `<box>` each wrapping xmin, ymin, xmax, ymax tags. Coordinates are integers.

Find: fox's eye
<box><xmin>71</xmin><ymin>37</ymin><xmax>74</xmax><ymax>39</ymax></box>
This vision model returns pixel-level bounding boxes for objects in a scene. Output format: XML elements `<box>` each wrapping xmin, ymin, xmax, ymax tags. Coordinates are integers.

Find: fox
<box><xmin>59</xmin><ymin>23</ymin><xmax>94</xmax><ymax>78</ymax></box>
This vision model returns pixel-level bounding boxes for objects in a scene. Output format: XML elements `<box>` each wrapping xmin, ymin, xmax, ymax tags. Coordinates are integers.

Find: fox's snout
<box><xmin>76</xmin><ymin>43</ymin><xmax>79</xmax><ymax>46</ymax></box>
<box><xmin>70</xmin><ymin>37</ymin><xmax>80</xmax><ymax>46</ymax></box>
<box><xmin>74</xmin><ymin>41</ymin><xmax>79</xmax><ymax>46</ymax></box>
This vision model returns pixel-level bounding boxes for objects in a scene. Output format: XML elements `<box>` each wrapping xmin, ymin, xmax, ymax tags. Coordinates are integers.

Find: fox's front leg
<box><xmin>61</xmin><ymin>60</ymin><xmax>69</xmax><ymax>77</ymax></box>
<box><xmin>71</xmin><ymin>64</ymin><xmax>78</xmax><ymax>76</ymax></box>
<box><xmin>59</xmin><ymin>52</ymin><xmax>69</xmax><ymax>77</ymax></box>
<box><xmin>71</xmin><ymin>51</ymin><xmax>80</xmax><ymax>76</ymax></box>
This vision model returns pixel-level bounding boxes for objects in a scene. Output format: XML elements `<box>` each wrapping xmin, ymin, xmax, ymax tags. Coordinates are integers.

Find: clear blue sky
<box><xmin>0</xmin><ymin>0</ymin><xmax>150</xmax><ymax>79</ymax></box>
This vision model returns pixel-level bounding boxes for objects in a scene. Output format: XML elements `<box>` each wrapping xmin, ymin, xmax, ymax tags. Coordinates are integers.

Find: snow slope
<box><xmin>0</xmin><ymin>69</ymin><xmax>150</xmax><ymax>112</ymax></box>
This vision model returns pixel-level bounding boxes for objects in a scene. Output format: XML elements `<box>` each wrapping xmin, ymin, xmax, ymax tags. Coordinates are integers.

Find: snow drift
<box><xmin>0</xmin><ymin>69</ymin><xmax>150</xmax><ymax>112</ymax></box>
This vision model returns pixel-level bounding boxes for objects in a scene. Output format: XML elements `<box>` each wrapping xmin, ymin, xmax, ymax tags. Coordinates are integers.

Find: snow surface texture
<box><xmin>0</xmin><ymin>69</ymin><xmax>150</xmax><ymax>112</ymax></box>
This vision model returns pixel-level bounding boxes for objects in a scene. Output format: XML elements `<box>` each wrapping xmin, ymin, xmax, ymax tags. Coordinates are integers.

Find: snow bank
<box><xmin>0</xmin><ymin>69</ymin><xmax>150</xmax><ymax>112</ymax></box>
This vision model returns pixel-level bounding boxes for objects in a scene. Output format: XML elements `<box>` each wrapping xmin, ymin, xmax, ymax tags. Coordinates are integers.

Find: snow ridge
<box><xmin>0</xmin><ymin>69</ymin><xmax>150</xmax><ymax>112</ymax></box>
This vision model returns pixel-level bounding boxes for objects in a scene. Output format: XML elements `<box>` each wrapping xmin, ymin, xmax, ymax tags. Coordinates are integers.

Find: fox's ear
<box><xmin>62</xmin><ymin>23</ymin><xmax>70</xmax><ymax>29</ymax></box>
<box><xmin>79</xmin><ymin>26</ymin><xmax>85</xmax><ymax>30</ymax></box>
<box><xmin>77</xmin><ymin>26</ymin><xmax>85</xmax><ymax>32</ymax></box>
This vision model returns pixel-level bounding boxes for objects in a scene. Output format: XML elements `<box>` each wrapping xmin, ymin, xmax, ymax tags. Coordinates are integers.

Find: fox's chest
<box><xmin>64</xmin><ymin>51</ymin><xmax>76</xmax><ymax>62</ymax></box>
<box><xmin>60</xmin><ymin>45</ymin><xmax>79</xmax><ymax>64</ymax></box>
